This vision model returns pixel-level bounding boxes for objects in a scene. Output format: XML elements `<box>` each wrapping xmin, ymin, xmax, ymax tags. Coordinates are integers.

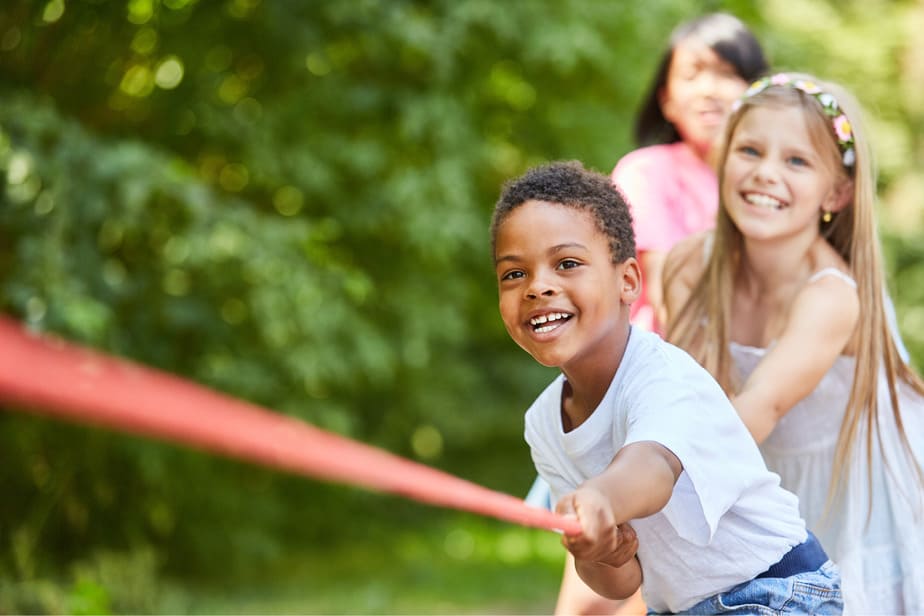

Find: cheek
<box><xmin>718</xmin><ymin>78</ymin><xmax>748</xmax><ymax>103</ymax></box>
<box><xmin>663</xmin><ymin>82</ymin><xmax>692</xmax><ymax>108</ymax></box>
<box><xmin>720</xmin><ymin>171</ymin><xmax>743</xmax><ymax>208</ymax></box>
<box><xmin>498</xmin><ymin>292</ymin><xmax>519</xmax><ymax>325</ymax></box>
<box><xmin>721</xmin><ymin>160</ymin><xmax>743</xmax><ymax>187</ymax></box>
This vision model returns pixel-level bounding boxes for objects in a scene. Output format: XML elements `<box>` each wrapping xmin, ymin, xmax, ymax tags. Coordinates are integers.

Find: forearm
<box><xmin>554</xmin><ymin>554</ymin><xmax>630</xmax><ymax>616</ymax></box>
<box><xmin>582</xmin><ymin>441</ymin><xmax>680</xmax><ymax>524</ymax></box>
<box><xmin>556</xmin><ymin>442</ymin><xmax>680</xmax><ymax>587</ymax></box>
<box><xmin>732</xmin><ymin>391</ymin><xmax>780</xmax><ymax>444</ymax></box>
<box><xmin>574</xmin><ymin>555</ymin><xmax>642</xmax><ymax>600</ymax></box>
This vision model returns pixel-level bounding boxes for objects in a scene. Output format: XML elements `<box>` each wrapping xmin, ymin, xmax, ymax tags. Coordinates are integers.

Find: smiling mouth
<box><xmin>744</xmin><ymin>192</ymin><xmax>785</xmax><ymax>210</ymax></box>
<box><xmin>529</xmin><ymin>312</ymin><xmax>573</xmax><ymax>333</ymax></box>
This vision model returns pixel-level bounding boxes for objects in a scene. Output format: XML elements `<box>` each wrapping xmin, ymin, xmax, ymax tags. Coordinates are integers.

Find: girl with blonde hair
<box><xmin>664</xmin><ymin>72</ymin><xmax>924</xmax><ymax>613</ymax></box>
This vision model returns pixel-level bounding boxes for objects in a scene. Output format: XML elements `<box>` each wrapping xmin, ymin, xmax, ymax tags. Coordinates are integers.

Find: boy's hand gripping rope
<box><xmin>0</xmin><ymin>317</ymin><xmax>581</xmax><ymax>536</ymax></box>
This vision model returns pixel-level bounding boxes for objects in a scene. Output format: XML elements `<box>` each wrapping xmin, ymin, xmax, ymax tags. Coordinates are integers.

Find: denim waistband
<box><xmin>756</xmin><ymin>531</ymin><xmax>828</xmax><ymax>579</ymax></box>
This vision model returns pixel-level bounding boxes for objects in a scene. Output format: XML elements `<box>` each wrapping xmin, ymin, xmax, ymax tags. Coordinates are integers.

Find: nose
<box><xmin>752</xmin><ymin>157</ymin><xmax>779</xmax><ymax>184</ymax></box>
<box><xmin>696</xmin><ymin>70</ymin><xmax>718</xmax><ymax>95</ymax></box>
<box><xmin>525</xmin><ymin>272</ymin><xmax>558</xmax><ymax>299</ymax></box>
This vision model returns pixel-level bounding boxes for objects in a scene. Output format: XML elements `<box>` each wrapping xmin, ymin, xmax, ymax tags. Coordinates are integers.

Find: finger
<box><xmin>554</xmin><ymin>494</ymin><xmax>576</xmax><ymax>516</ymax></box>
<box><xmin>555</xmin><ymin>495</ymin><xmax>585</xmax><ymax>538</ymax></box>
<box><xmin>560</xmin><ymin>513</ymin><xmax>583</xmax><ymax>538</ymax></box>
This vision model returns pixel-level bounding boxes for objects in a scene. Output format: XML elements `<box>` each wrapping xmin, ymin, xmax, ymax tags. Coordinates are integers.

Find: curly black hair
<box><xmin>490</xmin><ymin>160</ymin><xmax>636</xmax><ymax>263</ymax></box>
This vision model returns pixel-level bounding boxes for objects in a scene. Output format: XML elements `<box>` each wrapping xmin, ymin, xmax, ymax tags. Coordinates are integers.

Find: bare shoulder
<box><xmin>778</xmin><ymin>256</ymin><xmax>860</xmax><ymax>362</ymax></box>
<box><xmin>661</xmin><ymin>231</ymin><xmax>711</xmax><ymax>327</ymax></box>
<box><xmin>663</xmin><ymin>231</ymin><xmax>710</xmax><ymax>292</ymax></box>
<box><xmin>798</xmin><ymin>241</ymin><xmax>859</xmax><ymax>331</ymax></box>
<box><xmin>794</xmin><ymin>267</ymin><xmax>860</xmax><ymax>334</ymax></box>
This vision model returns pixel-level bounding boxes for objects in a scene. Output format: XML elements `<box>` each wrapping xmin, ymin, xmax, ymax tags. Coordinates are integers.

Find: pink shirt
<box><xmin>611</xmin><ymin>142</ymin><xmax>718</xmax><ymax>333</ymax></box>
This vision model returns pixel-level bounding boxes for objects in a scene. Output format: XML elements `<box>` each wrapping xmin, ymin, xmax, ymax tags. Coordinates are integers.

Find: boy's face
<box><xmin>494</xmin><ymin>200</ymin><xmax>638</xmax><ymax>370</ymax></box>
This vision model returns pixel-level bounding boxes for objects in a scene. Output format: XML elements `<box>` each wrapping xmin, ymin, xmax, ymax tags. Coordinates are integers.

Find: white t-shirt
<box><xmin>525</xmin><ymin>327</ymin><xmax>807</xmax><ymax>613</ymax></box>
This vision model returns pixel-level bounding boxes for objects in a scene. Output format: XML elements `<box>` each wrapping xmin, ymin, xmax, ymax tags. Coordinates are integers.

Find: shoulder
<box><xmin>791</xmin><ymin>267</ymin><xmax>860</xmax><ymax>338</ymax></box>
<box><xmin>620</xmin><ymin>332</ymin><xmax>744</xmax><ymax>451</ymax></box>
<box><xmin>623</xmin><ymin>329</ymin><xmax>713</xmax><ymax>391</ymax></box>
<box><xmin>663</xmin><ymin>232</ymin><xmax>710</xmax><ymax>293</ymax></box>
<box><xmin>612</xmin><ymin>144</ymin><xmax>677</xmax><ymax>180</ymax></box>
<box><xmin>523</xmin><ymin>375</ymin><xmax>565</xmax><ymax>439</ymax></box>
<box><xmin>524</xmin><ymin>374</ymin><xmax>565</xmax><ymax>417</ymax></box>
<box><xmin>790</xmin><ymin>241</ymin><xmax>859</xmax><ymax>331</ymax></box>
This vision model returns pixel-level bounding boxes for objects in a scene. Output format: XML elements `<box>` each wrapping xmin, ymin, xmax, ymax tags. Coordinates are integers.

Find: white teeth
<box><xmin>745</xmin><ymin>193</ymin><xmax>784</xmax><ymax>210</ymax></box>
<box><xmin>529</xmin><ymin>312</ymin><xmax>571</xmax><ymax>332</ymax></box>
<box><xmin>530</xmin><ymin>312</ymin><xmax>569</xmax><ymax>326</ymax></box>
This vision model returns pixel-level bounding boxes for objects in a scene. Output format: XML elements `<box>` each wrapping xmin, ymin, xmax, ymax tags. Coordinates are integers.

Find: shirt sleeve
<box><xmin>621</xmin><ymin>353</ymin><xmax>758</xmax><ymax>545</ymax></box>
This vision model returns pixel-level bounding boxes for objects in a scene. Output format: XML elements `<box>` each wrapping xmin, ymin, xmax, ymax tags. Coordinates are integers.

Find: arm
<box><xmin>733</xmin><ymin>277</ymin><xmax>859</xmax><ymax>442</ymax></box>
<box><xmin>555</xmin><ymin>554</ymin><xmax>646</xmax><ymax>616</ymax></box>
<box><xmin>555</xmin><ymin>441</ymin><xmax>682</xmax><ymax>599</ymax></box>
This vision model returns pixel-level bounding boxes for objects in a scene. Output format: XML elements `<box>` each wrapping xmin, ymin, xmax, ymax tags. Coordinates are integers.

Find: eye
<box><xmin>500</xmin><ymin>270</ymin><xmax>524</xmax><ymax>281</ymax></box>
<box><xmin>787</xmin><ymin>155</ymin><xmax>809</xmax><ymax>167</ymax></box>
<box><xmin>557</xmin><ymin>259</ymin><xmax>581</xmax><ymax>271</ymax></box>
<box><xmin>738</xmin><ymin>145</ymin><xmax>759</xmax><ymax>157</ymax></box>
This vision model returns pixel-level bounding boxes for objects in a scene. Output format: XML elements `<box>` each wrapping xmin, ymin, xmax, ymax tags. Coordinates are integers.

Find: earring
<box><xmin>822</xmin><ymin>210</ymin><xmax>832</xmax><ymax>223</ymax></box>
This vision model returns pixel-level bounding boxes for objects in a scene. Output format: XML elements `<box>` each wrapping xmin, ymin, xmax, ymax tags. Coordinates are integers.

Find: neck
<box><xmin>560</xmin><ymin>325</ymin><xmax>632</xmax><ymax>432</ymax></box>
<box><xmin>680</xmin><ymin>139</ymin><xmax>714</xmax><ymax>167</ymax></box>
<box><xmin>739</xmin><ymin>233</ymin><xmax>822</xmax><ymax>296</ymax></box>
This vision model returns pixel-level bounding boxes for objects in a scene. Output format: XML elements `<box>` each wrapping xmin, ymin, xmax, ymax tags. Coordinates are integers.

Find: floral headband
<box><xmin>732</xmin><ymin>73</ymin><xmax>856</xmax><ymax>168</ymax></box>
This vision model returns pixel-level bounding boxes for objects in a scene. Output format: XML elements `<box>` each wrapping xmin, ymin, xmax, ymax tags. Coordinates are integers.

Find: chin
<box><xmin>531</xmin><ymin>355</ymin><xmax>564</xmax><ymax>369</ymax></box>
<box><xmin>525</xmin><ymin>349</ymin><xmax>568</xmax><ymax>369</ymax></box>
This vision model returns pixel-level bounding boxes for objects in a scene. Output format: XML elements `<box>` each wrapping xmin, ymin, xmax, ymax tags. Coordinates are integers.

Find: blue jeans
<box><xmin>659</xmin><ymin>560</ymin><xmax>842</xmax><ymax>615</ymax></box>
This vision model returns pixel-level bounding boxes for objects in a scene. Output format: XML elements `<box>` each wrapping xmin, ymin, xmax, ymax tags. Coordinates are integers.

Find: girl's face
<box><xmin>494</xmin><ymin>201</ymin><xmax>636</xmax><ymax>370</ymax></box>
<box><xmin>660</xmin><ymin>39</ymin><xmax>749</xmax><ymax>159</ymax></box>
<box><xmin>722</xmin><ymin>104</ymin><xmax>845</xmax><ymax>242</ymax></box>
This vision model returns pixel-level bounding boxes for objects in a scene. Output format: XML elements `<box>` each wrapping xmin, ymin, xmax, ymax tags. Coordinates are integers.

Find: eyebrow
<box><xmin>494</xmin><ymin>242</ymin><xmax>588</xmax><ymax>266</ymax></box>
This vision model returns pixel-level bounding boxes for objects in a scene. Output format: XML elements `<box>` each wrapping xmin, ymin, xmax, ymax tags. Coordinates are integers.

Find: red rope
<box><xmin>0</xmin><ymin>316</ymin><xmax>580</xmax><ymax>535</ymax></box>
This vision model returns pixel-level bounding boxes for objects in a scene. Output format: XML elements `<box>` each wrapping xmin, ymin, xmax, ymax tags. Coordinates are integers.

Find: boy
<box><xmin>490</xmin><ymin>161</ymin><xmax>842</xmax><ymax>614</ymax></box>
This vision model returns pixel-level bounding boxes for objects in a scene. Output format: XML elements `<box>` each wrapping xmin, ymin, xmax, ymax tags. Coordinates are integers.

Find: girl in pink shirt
<box><xmin>612</xmin><ymin>13</ymin><xmax>767</xmax><ymax>334</ymax></box>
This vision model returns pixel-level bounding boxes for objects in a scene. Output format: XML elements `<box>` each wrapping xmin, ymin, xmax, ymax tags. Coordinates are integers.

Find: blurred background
<box><xmin>1</xmin><ymin>0</ymin><xmax>923</xmax><ymax>613</ymax></box>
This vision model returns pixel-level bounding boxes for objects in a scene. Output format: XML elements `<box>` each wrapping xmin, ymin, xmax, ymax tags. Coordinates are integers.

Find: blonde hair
<box><xmin>666</xmin><ymin>73</ymin><xmax>924</xmax><ymax>511</ymax></box>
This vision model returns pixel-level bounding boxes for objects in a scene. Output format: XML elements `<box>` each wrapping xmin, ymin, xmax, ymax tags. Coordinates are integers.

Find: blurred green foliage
<box><xmin>1</xmin><ymin>0</ymin><xmax>923</xmax><ymax>613</ymax></box>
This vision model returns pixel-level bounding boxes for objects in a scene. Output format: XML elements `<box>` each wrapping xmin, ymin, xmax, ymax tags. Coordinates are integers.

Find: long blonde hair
<box><xmin>666</xmin><ymin>73</ymin><xmax>924</xmax><ymax>508</ymax></box>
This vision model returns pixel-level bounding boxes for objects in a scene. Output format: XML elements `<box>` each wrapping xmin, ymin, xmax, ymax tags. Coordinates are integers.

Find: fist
<box><xmin>556</xmin><ymin>486</ymin><xmax>635</xmax><ymax>565</ymax></box>
<box><xmin>603</xmin><ymin>522</ymin><xmax>638</xmax><ymax>568</ymax></box>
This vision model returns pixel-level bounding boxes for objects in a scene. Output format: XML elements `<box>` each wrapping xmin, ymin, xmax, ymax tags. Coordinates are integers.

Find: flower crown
<box><xmin>732</xmin><ymin>73</ymin><xmax>856</xmax><ymax>168</ymax></box>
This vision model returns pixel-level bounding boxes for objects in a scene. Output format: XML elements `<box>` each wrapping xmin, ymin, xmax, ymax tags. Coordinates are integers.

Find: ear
<box><xmin>825</xmin><ymin>178</ymin><xmax>854</xmax><ymax>214</ymax></box>
<box><xmin>619</xmin><ymin>257</ymin><xmax>642</xmax><ymax>305</ymax></box>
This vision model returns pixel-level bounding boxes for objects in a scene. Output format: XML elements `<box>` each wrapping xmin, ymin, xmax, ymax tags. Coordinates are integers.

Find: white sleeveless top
<box><xmin>730</xmin><ymin>268</ymin><xmax>924</xmax><ymax>614</ymax></box>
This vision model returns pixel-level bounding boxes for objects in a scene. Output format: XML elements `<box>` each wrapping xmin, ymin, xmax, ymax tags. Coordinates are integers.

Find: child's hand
<box><xmin>556</xmin><ymin>487</ymin><xmax>636</xmax><ymax>566</ymax></box>
<box><xmin>603</xmin><ymin>522</ymin><xmax>638</xmax><ymax>568</ymax></box>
